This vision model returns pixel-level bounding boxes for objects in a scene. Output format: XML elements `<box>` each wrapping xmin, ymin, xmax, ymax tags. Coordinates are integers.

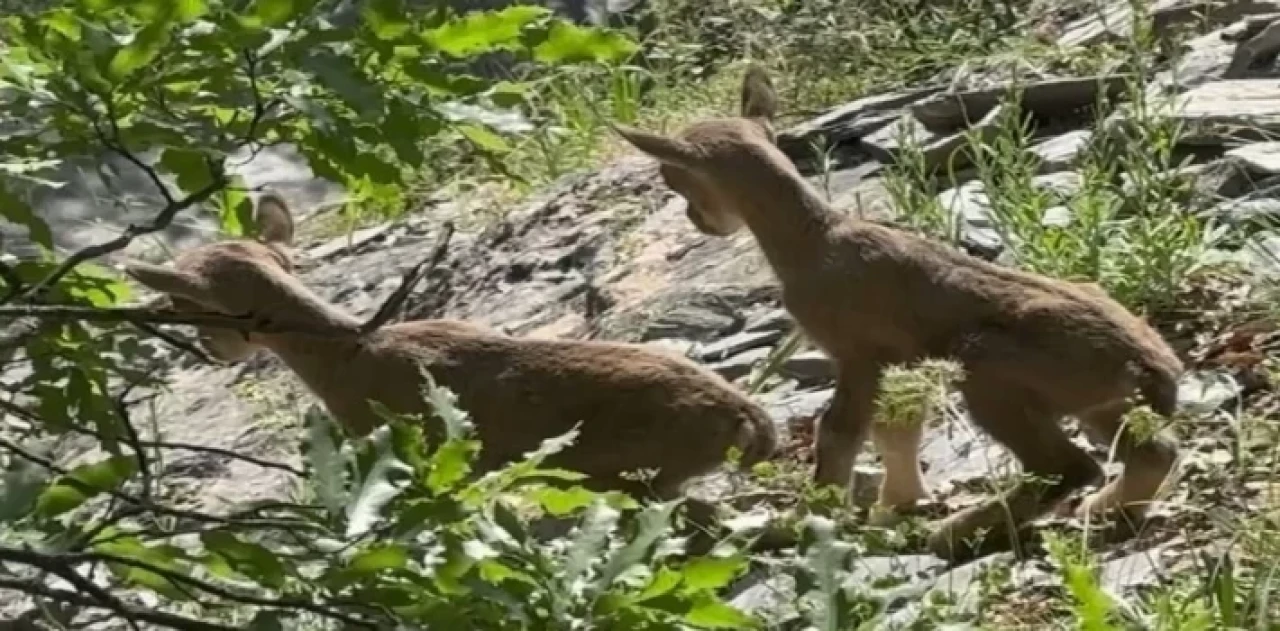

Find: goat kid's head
<box><xmin>123</xmin><ymin>193</ymin><xmax>297</xmax><ymax>362</ymax></box>
<box><xmin>613</xmin><ymin>64</ymin><xmax>780</xmax><ymax>237</ymax></box>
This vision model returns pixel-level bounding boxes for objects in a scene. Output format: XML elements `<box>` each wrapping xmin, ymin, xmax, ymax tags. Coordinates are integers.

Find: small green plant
<box><xmin>883</xmin><ymin>120</ymin><xmax>964</xmax><ymax>245</ymax></box>
<box><xmin>875</xmin><ymin>359</ymin><xmax>963</xmax><ymax>429</ymax></box>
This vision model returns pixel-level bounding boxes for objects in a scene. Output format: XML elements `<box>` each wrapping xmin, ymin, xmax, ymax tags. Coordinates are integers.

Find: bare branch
<box><xmin>360</xmin><ymin>222</ymin><xmax>455</xmax><ymax>335</ymax></box>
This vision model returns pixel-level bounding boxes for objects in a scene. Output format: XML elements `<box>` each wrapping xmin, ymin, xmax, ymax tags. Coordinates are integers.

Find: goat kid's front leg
<box><xmin>813</xmin><ymin>359</ymin><xmax>883</xmax><ymax>499</ymax></box>
<box><xmin>867</xmin><ymin>419</ymin><xmax>928</xmax><ymax>526</ymax></box>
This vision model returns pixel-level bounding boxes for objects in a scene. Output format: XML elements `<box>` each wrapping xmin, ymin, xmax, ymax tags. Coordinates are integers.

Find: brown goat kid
<box><xmin>615</xmin><ymin>66</ymin><xmax>1185</xmax><ymax>561</ymax></box>
<box><xmin>123</xmin><ymin>195</ymin><xmax>778</xmax><ymax>507</ymax></box>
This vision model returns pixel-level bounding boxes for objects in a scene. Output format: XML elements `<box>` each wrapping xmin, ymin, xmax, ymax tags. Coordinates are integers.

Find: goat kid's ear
<box><xmin>122</xmin><ymin>261</ymin><xmax>211</xmax><ymax>304</ymax></box>
<box><xmin>255</xmin><ymin>192</ymin><xmax>295</xmax><ymax>246</ymax></box>
<box><xmin>613</xmin><ymin>124</ymin><xmax>703</xmax><ymax>172</ymax></box>
<box><xmin>740</xmin><ymin>64</ymin><xmax>779</xmax><ymax>122</ymax></box>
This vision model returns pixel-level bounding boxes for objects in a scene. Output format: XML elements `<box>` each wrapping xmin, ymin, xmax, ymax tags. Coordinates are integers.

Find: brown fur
<box><xmin>614</xmin><ymin>67</ymin><xmax>1185</xmax><ymax>561</ymax></box>
<box><xmin>123</xmin><ymin>193</ymin><xmax>778</xmax><ymax>506</ymax></box>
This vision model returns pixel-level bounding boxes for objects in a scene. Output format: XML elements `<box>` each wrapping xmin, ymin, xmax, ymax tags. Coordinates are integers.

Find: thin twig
<box><xmin>359</xmin><ymin>222</ymin><xmax>455</xmax><ymax>334</ymax></box>
<box><xmin>114</xmin><ymin>373</ymin><xmax>157</xmax><ymax>501</ymax></box>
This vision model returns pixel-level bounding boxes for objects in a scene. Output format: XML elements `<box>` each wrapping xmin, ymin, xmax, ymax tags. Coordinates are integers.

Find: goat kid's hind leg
<box><xmin>928</xmin><ymin>382</ymin><xmax>1102</xmax><ymax>562</ymax></box>
<box><xmin>1074</xmin><ymin>402</ymin><xmax>1180</xmax><ymax>524</ymax></box>
<box><xmin>813</xmin><ymin>359</ymin><xmax>884</xmax><ymax>499</ymax></box>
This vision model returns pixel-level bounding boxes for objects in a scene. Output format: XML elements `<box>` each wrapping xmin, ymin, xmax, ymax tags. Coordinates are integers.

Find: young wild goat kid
<box><xmin>123</xmin><ymin>194</ymin><xmax>778</xmax><ymax>514</ymax></box>
<box><xmin>614</xmin><ymin>65</ymin><xmax>1185</xmax><ymax>561</ymax></box>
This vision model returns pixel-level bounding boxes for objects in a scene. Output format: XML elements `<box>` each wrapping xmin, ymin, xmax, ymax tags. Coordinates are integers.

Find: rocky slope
<box><xmin>11</xmin><ymin>0</ymin><xmax>1280</xmax><ymax>627</ymax></box>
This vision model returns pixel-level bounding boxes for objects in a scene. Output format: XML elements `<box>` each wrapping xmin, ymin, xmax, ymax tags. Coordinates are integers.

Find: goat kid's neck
<box><xmin>252</xmin><ymin>290</ymin><xmax>366</xmax><ymax>382</ymax></box>
<box><xmin>728</xmin><ymin>162</ymin><xmax>847</xmax><ymax>279</ymax></box>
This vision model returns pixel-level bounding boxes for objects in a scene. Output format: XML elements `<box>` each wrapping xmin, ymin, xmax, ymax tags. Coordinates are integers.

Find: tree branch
<box><xmin>0</xmin><ymin>304</ymin><xmax>353</xmax><ymax>336</ymax></box>
<box><xmin>0</xmin><ymin>569</ymin><xmax>240</xmax><ymax>631</ymax></box>
<box><xmin>0</xmin><ymin>546</ymin><xmax>379</xmax><ymax>629</ymax></box>
<box><xmin>359</xmin><ymin>222</ymin><xmax>455</xmax><ymax>335</ymax></box>
<box><xmin>11</xmin><ymin>174</ymin><xmax>228</xmax><ymax>304</ymax></box>
<box><xmin>0</xmin><ymin>435</ymin><xmax>311</xmax><ymax>531</ymax></box>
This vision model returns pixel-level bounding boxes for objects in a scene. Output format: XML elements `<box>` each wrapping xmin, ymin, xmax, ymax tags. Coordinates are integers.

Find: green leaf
<box><xmin>681</xmin><ymin>555</ymin><xmax>746</xmax><ymax>592</ymax></box>
<box><xmin>0</xmin><ymin>182</ymin><xmax>52</xmax><ymax>248</ymax></box>
<box><xmin>563</xmin><ymin>500</ymin><xmax>618</xmax><ymax>589</ymax></box>
<box><xmin>96</xmin><ymin>538</ymin><xmax>194</xmax><ymax>601</ymax></box>
<box><xmin>457</xmin><ymin>124</ymin><xmax>510</xmax><ymax>154</ymax></box>
<box><xmin>596</xmin><ymin>500</ymin><xmax>678</xmax><ymax>589</ymax></box>
<box><xmin>249</xmin><ymin>0</ymin><xmax>302</xmax><ymax>28</ymax></box>
<box><xmin>634</xmin><ymin>566</ymin><xmax>683</xmax><ymax>602</ymax></box>
<box><xmin>201</xmin><ymin>531</ymin><xmax>288</xmax><ymax>589</ymax></box>
<box><xmin>35</xmin><ymin>455</ymin><xmax>137</xmax><ymax>518</ymax></box>
<box><xmin>304</xmin><ymin>407</ymin><xmax>348</xmax><ymax>516</ymax></box>
<box><xmin>426</xmin><ymin>439</ymin><xmax>475</xmax><ymax>494</ymax></box>
<box><xmin>0</xmin><ymin>454</ymin><xmax>52</xmax><ymax>522</ymax></box>
<box><xmin>41</xmin><ymin>10</ymin><xmax>81</xmax><ymax>41</ymax></box>
<box><xmin>301</xmin><ymin>50</ymin><xmax>383</xmax><ymax>116</ymax></box>
<box><xmin>423</xmin><ymin>5</ymin><xmax>549</xmax><ymax>58</ymax></box>
<box><xmin>362</xmin><ymin>0</ymin><xmax>411</xmax><ymax>40</ymax></box>
<box><xmin>64</xmin><ymin>262</ymin><xmax>132</xmax><ymax>307</ymax></box>
<box><xmin>345</xmin><ymin>426</ymin><xmax>413</xmax><ymax>537</ymax></box>
<box><xmin>533</xmin><ymin>21</ymin><xmax>638</xmax><ymax>65</ymax></box>
<box><xmin>159</xmin><ymin>148</ymin><xmax>214</xmax><ymax>195</ymax></box>
<box><xmin>529</xmin><ymin>486</ymin><xmax>597</xmax><ymax>517</ymax></box>
<box><xmin>217</xmin><ymin>185</ymin><xmax>255</xmax><ymax>237</ymax></box>
<box><xmin>349</xmin><ymin>543</ymin><xmax>409</xmax><ymax>574</ymax></box>
<box><xmin>683</xmin><ymin>597</ymin><xmax>759</xmax><ymax>629</ymax></box>
<box><xmin>109</xmin><ymin>23</ymin><xmax>171</xmax><ymax>81</ymax></box>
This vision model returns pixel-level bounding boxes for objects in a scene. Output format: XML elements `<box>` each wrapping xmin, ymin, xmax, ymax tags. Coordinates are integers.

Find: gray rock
<box><xmin>831</xmin><ymin>177</ymin><xmax>901</xmax><ymax>222</ymax></box>
<box><xmin>743</xmin><ymin>307</ymin><xmax>794</xmax><ymax>334</ymax></box>
<box><xmin>727</xmin><ymin>569</ymin><xmax>801</xmax><ymax>626</ymax></box>
<box><xmin>863</xmin><ymin>105</ymin><xmax>1006</xmax><ymax>171</ymax></box>
<box><xmin>1167</xmin><ymin>79</ymin><xmax>1280</xmax><ymax>145</ymax></box>
<box><xmin>764</xmin><ymin>388</ymin><xmax>832</xmax><ymax>427</ymax></box>
<box><xmin>776</xmin><ymin>87</ymin><xmax>942</xmax><ymax>158</ymax></box>
<box><xmin>1058</xmin><ymin>0</ymin><xmax>1280</xmax><ymax>49</ymax></box>
<box><xmin>1100</xmin><ymin>548</ymin><xmax>1168</xmax><ymax>590</ymax></box>
<box><xmin>1227</xmin><ymin>140</ymin><xmax>1280</xmax><ymax>173</ymax></box>
<box><xmin>779</xmin><ymin>350</ymin><xmax>834</xmax><ymax>386</ymax></box>
<box><xmin>695</xmin><ymin>329</ymin><xmax>785</xmax><ymax>363</ymax></box>
<box><xmin>1242</xmin><ymin>230</ymin><xmax>1280</xmax><ymax>277</ymax></box>
<box><xmin>1031</xmin><ymin>130</ymin><xmax>1092</xmax><ymax>173</ymax></box>
<box><xmin>910</xmin><ymin>75</ymin><xmax>1129</xmax><ymax>131</ymax></box>
<box><xmin>809</xmin><ymin>162</ymin><xmax>885</xmax><ymax>204</ymax></box>
<box><xmin>708</xmin><ymin>346</ymin><xmax>772</xmax><ymax>381</ymax></box>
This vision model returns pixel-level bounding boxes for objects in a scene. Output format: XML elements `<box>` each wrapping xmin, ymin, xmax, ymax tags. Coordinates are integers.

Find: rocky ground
<box><xmin>13</xmin><ymin>0</ymin><xmax>1280</xmax><ymax>627</ymax></box>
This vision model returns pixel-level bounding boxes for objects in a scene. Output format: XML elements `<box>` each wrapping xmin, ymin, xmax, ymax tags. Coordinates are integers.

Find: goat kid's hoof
<box><xmin>1073</xmin><ymin>489</ymin><xmax>1117</xmax><ymax>520</ymax></box>
<box><xmin>867</xmin><ymin>505</ymin><xmax>907</xmax><ymax>529</ymax></box>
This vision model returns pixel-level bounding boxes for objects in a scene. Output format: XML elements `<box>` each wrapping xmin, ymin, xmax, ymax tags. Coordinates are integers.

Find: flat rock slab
<box><xmin>910</xmin><ymin>75</ymin><xmax>1129</xmax><ymax>131</ymax></box>
<box><xmin>1058</xmin><ymin>0</ymin><xmax>1280</xmax><ymax>48</ymax></box>
<box><xmin>1169</xmin><ymin>79</ymin><xmax>1280</xmax><ymax>144</ymax></box>
<box><xmin>863</xmin><ymin>105</ymin><xmax>1006</xmax><ymax>171</ymax></box>
<box><xmin>1226</xmin><ymin>140</ymin><xmax>1280</xmax><ymax>172</ymax></box>
<box><xmin>776</xmin><ymin>87</ymin><xmax>941</xmax><ymax>158</ymax></box>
